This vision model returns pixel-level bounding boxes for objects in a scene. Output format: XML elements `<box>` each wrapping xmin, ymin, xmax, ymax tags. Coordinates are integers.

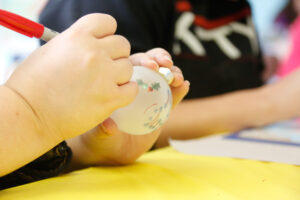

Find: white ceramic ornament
<box><xmin>110</xmin><ymin>66</ymin><xmax>174</xmax><ymax>135</ymax></box>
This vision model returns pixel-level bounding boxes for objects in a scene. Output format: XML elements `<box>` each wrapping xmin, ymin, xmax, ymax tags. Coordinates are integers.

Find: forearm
<box><xmin>0</xmin><ymin>86</ymin><xmax>61</xmax><ymax>176</ymax></box>
<box><xmin>156</xmin><ymin>89</ymin><xmax>268</xmax><ymax>147</ymax></box>
<box><xmin>156</xmin><ymin>73</ymin><xmax>300</xmax><ymax>147</ymax></box>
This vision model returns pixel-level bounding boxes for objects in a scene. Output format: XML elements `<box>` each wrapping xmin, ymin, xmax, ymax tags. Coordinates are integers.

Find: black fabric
<box><xmin>40</xmin><ymin>0</ymin><xmax>264</xmax><ymax>99</ymax></box>
<box><xmin>0</xmin><ymin>142</ymin><xmax>72</xmax><ymax>190</ymax></box>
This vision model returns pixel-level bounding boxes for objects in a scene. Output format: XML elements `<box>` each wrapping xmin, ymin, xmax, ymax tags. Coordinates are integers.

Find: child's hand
<box><xmin>68</xmin><ymin>48</ymin><xmax>189</xmax><ymax>167</ymax></box>
<box><xmin>5</xmin><ymin>14</ymin><xmax>138</xmax><ymax>142</ymax></box>
<box><xmin>130</xmin><ymin>48</ymin><xmax>190</xmax><ymax>107</ymax></box>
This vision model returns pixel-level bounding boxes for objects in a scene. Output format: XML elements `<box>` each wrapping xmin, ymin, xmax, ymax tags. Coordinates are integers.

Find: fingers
<box><xmin>72</xmin><ymin>14</ymin><xmax>117</xmax><ymax>38</ymax></box>
<box><xmin>130</xmin><ymin>49</ymin><xmax>185</xmax><ymax>89</ymax></box>
<box><xmin>170</xmin><ymin>66</ymin><xmax>184</xmax><ymax>87</ymax></box>
<box><xmin>71</xmin><ymin>14</ymin><xmax>130</xmax><ymax>60</ymax></box>
<box><xmin>146</xmin><ymin>48</ymin><xmax>173</xmax><ymax>68</ymax></box>
<box><xmin>113</xmin><ymin>58</ymin><xmax>133</xmax><ymax>85</ymax></box>
<box><xmin>100</xmin><ymin>118</ymin><xmax>121</xmax><ymax>136</ymax></box>
<box><xmin>130</xmin><ymin>48</ymin><xmax>173</xmax><ymax>70</ymax></box>
<box><xmin>98</xmin><ymin>35</ymin><xmax>131</xmax><ymax>60</ymax></box>
<box><xmin>171</xmin><ymin>80</ymin><xmax>190</xmax><ymax>108</ymax></box>
<box><xmin>130</xmin><ymin>53</ymin><xmax>159</xmax><ymax>71</ymax></box>
<box><xmin>91</xmin><ymin>118</ymin><xmax>120</xmax><ymax>139</ymax></box>
<box><xmin>169</xmin><ymin>66</ymin><xmax>189</xmax><ymax>107</ymax></box>
<box><xmin>116</xmin><ymin>81</ymin><xmax>138</xmax><ymax>107</ymax></box>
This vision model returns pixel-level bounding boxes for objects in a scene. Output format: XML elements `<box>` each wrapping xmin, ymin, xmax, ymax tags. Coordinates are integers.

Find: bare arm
<box><xmin>0</xmin><ymin>14</ymin><xmax>139</xmax><ymax>177</ymax></box>
<box><xmin>156</xmin><ymin>69</ymin><xmax>300</xmax><ymax>148</ymax></box>
<box><xmin>0</xmin><ymin>86</ymin><xmax>60</xmax><ymax>176</ymax></box>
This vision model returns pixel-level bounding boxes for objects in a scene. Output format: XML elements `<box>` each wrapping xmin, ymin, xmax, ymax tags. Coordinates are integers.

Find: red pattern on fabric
<box><xmin>194</xmin><ymin>8</ymin><xmax>251</xmax><ymax>29</ymax></box>
<box><xmin>175</xmin><ymin>0</ymin><xmax>192</xmax><ymax>12</ymax></box>
<box><xmin>175</xmin><ymin>1</ymin><xmax>251</xmax><ymax>29</ymax></box>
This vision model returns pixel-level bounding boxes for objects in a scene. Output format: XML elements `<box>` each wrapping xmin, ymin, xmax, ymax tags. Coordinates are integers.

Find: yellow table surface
<box><xmin>1</xmin><ymin>147</ymin><xmax>300</xmax><ymax>200</ymax></box>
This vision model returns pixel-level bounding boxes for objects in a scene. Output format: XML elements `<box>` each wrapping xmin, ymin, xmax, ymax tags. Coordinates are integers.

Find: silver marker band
<box><xmin>40</xmin><ymin>27</ymin><xmax>59</xmax><ymax>42</ymax></box>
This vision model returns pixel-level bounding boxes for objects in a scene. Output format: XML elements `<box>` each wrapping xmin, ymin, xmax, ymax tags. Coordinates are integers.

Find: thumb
<box><xmin>171</xmin><ymin>81</ymin><xmax>190</xmax><ymax>108</ymax></box>
<box><xmin>100</xmin><ymin>118</ymin><xmax>121</xmax><ymax>136</ymax></box>
<box><xmin>116</xmin><ymin>81</ymin><xmax>138</xmax><ymax>108</ymax></box>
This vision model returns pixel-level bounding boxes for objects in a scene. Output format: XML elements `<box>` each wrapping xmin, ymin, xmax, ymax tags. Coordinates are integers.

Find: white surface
<box><xmin>170</xmin><ymin>128</ymin><xmax>300</xmax><ymax>165</ymax></box>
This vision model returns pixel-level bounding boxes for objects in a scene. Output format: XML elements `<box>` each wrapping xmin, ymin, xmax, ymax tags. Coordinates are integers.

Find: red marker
<box><xmin>0</xmin><ymin>9</ymin><xmax>58</xmax><ymax>42</ymax></box>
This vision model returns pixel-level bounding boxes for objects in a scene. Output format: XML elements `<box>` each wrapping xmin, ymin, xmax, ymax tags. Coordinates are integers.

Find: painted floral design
<box><xmin>137</xmin><ymin>79</ymin><xmax>161</xmax><ymax>92</ymax></box>
<box><xmin>143</xmin><ymin>89</ymin><xmax>172</xmax><ymax>130</ymax></box>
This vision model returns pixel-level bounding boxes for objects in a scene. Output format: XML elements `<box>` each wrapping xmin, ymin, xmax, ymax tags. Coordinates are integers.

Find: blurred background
<box><xmin>0</xmin><ymin>0</ymin><xmax>289</xmax><ymax>84</ymax></box>
<box><xmin>0</xmin><ymin>0</ymin><xmax>47</xmax><ymax>84</ymax></box>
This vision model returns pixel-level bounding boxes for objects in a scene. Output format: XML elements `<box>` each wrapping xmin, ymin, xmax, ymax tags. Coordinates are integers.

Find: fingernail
<box><xmin>100</xmin><ymin>123</ymin><xmax>109</xmax><ymax>134</ymax></box>
<box><xmin>149</xmin><ymin>60</ymin><xmax>159</xmax><ymax>71</ymax></box>
<box><xmin>185</xmin><ymin>80</ymin><xmax>190</xmax><ymax>86</ymax></box>
<box><xmin>101</xmin><ymin>119</ymin><xmax>114</xmax><ymax>135</ymax></box>
<box><xmin>141</xmin><ymin>60</ymin><xmax>159</xmax><ymax>71</ymax></box>
<box><xmin>163</xmin><ymin>55</ymin><xmax>173</xmax><ymax>65</ymax></box>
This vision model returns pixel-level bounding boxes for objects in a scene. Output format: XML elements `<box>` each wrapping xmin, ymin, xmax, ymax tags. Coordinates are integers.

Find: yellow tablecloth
<box><xmin>1</xmin><ymin>147</ymin><xmax>300</xmax><ymax>200</ymax></box>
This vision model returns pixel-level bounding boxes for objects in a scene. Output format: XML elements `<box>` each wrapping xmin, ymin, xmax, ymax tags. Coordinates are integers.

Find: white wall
<box><xmin>0</xmin><ymin>0</ymin><xmax>47</xmax><ymax>84</ymax></box>
<box><xmin>248</xmin><ymin>0</ymin><xmax>288</xmax><ymax>42</ymax></box>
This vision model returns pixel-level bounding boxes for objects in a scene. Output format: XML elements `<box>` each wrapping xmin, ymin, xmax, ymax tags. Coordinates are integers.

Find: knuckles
<box><xmin>122</xmin><ymin>58</ymin><xmax>134</xmax><ymax>76</ymax></box>
<box><xmin>81</xmin><ymin>50</ymin><xmax>105</xmax><ymax>69</ymax></box>
<box><xmin>76</xmin><ymin>13</ymin><xmax>117</xmax><ymax>32</ymax></box>
<box><xmin>93</xmin><ymin>14</ymin><xmax>117</xmax><ymax>31</ymax></box>
<box><xmin>113</xmin><ymin>35</ymin><xmax>131</xmax><ymax>57</ymax></box>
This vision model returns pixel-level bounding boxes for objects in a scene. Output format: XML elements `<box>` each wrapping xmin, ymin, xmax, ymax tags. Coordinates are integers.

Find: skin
<box><xmin>153</xmin><ymin>0</ymin><xmax>300</xmax><ymax>148</ymax></box>
<box><xmin>0</xmin><ymin>15</ymin><xmax>189</xmax><ymax>176</ymax></box>
<box><xmin>67</xmin><ymin>48</ymin><xmax>190</xmax><ymax>168</ymax></box>
<box><xmin>0</xmin><ymin>14</ymin><xmax>131</xmax><ymax>176</ymax></box>
<box><xmin>155</xmin><ymin>67</ymin><xmax>300</xmax><ymax>148</ymax></box>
